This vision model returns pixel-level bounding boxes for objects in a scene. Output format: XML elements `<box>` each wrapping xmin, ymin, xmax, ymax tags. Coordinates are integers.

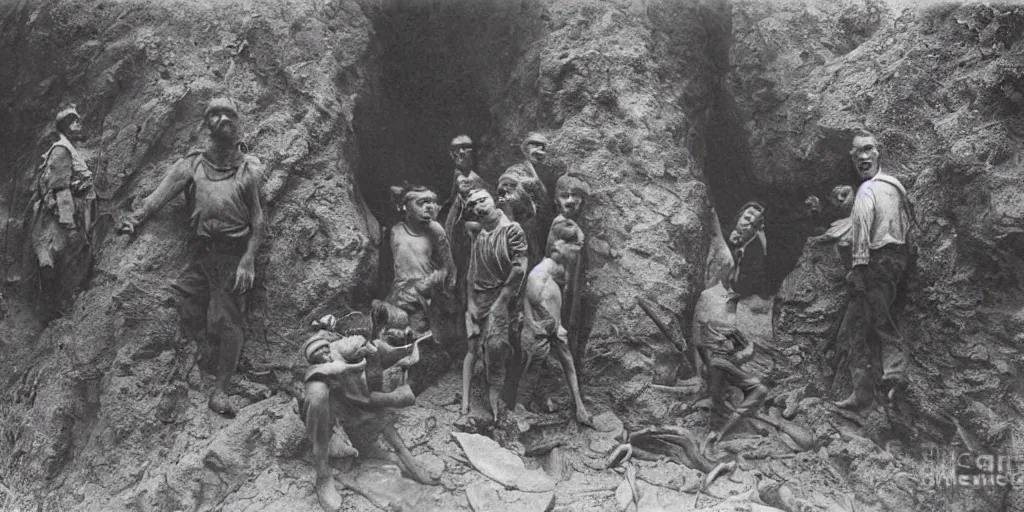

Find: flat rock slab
<box><xmin>336</xmin><ymin>461</ymin><xmax>440</xmax><ymax>511</ymax></box>
<box><xmin>452</xmin><ymin>432</ymin><xmax>556</xmax><ymax>492</ymax></box>
<box><xmin>466</xmin><ymin>481</ymin><xmax>555</xmax><ymax>512</ymax></box>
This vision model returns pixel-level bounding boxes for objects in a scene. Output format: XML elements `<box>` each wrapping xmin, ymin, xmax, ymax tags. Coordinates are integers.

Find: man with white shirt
<box><xmin>835</xmin><ymin>131</ymin><xmax>913</xmax><ymax>411</ymax></box>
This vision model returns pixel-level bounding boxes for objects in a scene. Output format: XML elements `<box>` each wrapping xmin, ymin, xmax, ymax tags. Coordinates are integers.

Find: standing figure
<box><xmin>520</xmin><ymin>220</ymin><xmax>594</xmax><ymax>426</ymax></box>
<box><xmin>119</xmin><ymin>97</ymin><xmax>265</xmax><ymax>418</ymax></box>
<box><xmin>461</xmin><ymin>189</ymin><xmax>528</xmax><ymax>423</ymax></box>
<box><xmin>500</xmin><ymin>133</ymin><xmax>553</xmax><ymax>267</ymax></box>
<box><xmin>381</xmin><ymin>184</ymin><xmax>456</xmax><ymax>338</ymax></box>
<box><xmin>25</xmin><ymin>105</ymin><xmax>98</xmax><ymax>322</ymax></box>
<box><xmin>547</xmin><ymin>173</ymin><xmax>593</xmax><ymax>376</ymax></box>
<box><xmin>725</xmin><ymin>201</ymin><xmax>768</xmax><ymax>300</ymax></box>
<box><xmin>441</xmin><ymin>135</ymin><xmax>491</xmax><ymax>312</ymax></box>
<box><xmin>300</xmin><ymin>328</ymin><xmax>436</xmax><ymax>512</ymax></box>
<box><xmin>835</xmin><ymin>132</ymin><xmax>913</xmax><ymax>410</ymax></box>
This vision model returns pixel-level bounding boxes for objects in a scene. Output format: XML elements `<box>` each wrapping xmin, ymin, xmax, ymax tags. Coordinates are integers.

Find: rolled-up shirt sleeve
<box><xmin>850</xmin><ymin>183</ymin><xmax>875</xmax><ymax>267</ymax></box>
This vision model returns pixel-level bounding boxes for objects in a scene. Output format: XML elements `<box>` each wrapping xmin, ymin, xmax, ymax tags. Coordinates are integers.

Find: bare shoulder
<box><xmin>427</xmin><ymin>220</ymin><xmax>447</xmax><ymax>237</ymax></box>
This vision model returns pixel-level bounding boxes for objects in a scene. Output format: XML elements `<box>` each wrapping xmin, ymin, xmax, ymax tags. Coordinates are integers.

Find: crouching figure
<box><xmin>299</xmin><ymin>328</ymin><xmax>437</xmax><ymax>511</ymax></box>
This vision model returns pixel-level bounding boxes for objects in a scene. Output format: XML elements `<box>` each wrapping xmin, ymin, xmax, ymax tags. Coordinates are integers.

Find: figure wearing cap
<box><xmin>118</xmin><ymin>97</ymin><xmax>265</xmax><ymax>418</ymax></box>
<box><xmin>299</xmin><ymin>314</ymin><xmax>438</xmax><ymax>511</ymax></box>
<box><xmin>23</xmin><ymin>104</ymin><xmax>98</xmax><ymax>321</ymax></box>
<box><xmin>498</xmin><ymin>132</ymin><xmax>553</xmax><ymax>267</ymax></box>
<box><xmin>440</xmin><ymin>134</ymin><xmax>492</xmax><ymax>314</ymax></box>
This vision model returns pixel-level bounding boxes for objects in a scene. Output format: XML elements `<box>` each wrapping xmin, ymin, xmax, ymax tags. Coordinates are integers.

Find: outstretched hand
<box><xmin>234</xmin><ymin>256</ymin><xmax>255</xmax><ymax>293</ymax></box>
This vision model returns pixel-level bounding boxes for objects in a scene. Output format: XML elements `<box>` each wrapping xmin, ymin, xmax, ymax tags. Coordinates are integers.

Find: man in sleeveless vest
<box><xmin>25</xmin><ymin>105</ymin><xmax>98</xmax><ymax>321</ymax></box>
<box><xmin>119</xmin><ymin>97</ymin><xmax>265</xmax><ymax>418</ymax></box>
<box><xmin>835</xmin><ymin>131</ymin><xmax>913</xmax><ymax>411</ymax></box>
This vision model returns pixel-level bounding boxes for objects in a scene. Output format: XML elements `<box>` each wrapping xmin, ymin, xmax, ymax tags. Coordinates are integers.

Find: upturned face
<box><xmin>404</xmin><ymin>191</ymin><xmax>439</xmax><ymax>225</ymax></box>
<box><xmin>830</xmin><ymin>185</ymin><xmax>855</xmax><ymax>213</ymax></box>
<box><xmin>206</xmin><ymin>106</ymin><xmax>240</xmax><ymax>144</ymax></box>
<box><xmin>450</xmin><ymin>142</ymin><xmax>474</xmax><ymax>172</ymax></box>
<box><xmin>850</xmin><ymin>135</ymin><xmax>880</xmax><ymax>180</ymax></box>
<box><xmin>556</xmin><ymin>188</ymin><xmax>584</xmax><ymax>218</ymax></box>
<box><xmin>733</xmin><ymin>206</ymin><xmax>763</xmax><ymax>242</ymax></box>
<box><xmin>65</xmin><ymin>117</ymin><xmax>85</xmax><ymax>141</ymax></box>
<box><xmin>467</xmin><ymin>190</ymin><xmax>497</xmax><ymax>219</ymax></box>
<box><xmin>525</xmin><ymin>141</ymin><xmax>547</xmax><ymax>164</ymax></box>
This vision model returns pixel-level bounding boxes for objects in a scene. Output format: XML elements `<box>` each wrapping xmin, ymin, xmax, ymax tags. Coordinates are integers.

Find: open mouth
<box><xmin>857</xmin><ymin>161</ymin><xmax>872</xmax><ymax>171</ymax></box>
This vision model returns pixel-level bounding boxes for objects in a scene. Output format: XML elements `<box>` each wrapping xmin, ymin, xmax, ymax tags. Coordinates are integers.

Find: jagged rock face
<box><xmin>0</xmin><ymin>0</ymin><xmax>380</xmax><ymax>508</ymax></box>
<box><xmin>473</xmin><ymin>0</ymin><xmax>725</xmax><ymax>421</ymax></box>
<box><xmin>740</xmin><ymin>2</ymin><xmax>1024</xmax><ymax>511</ymax></box>
<box><xmin>0</xmin><ymin>0</ymin><xmax>722</xmax><ymax>509</ymax></box>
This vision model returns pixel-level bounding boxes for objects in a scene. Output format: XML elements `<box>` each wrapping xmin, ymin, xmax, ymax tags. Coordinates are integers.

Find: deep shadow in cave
<box><xmin>353</xmin><ymin>1</ymin><xmax>500</xmax><ymax>225</ymax></box>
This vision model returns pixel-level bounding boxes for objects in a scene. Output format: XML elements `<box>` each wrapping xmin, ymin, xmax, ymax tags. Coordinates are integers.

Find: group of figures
<box><xmin>296</xmin><ymin>128</ymin><xmax>601</xmax><ymax>507</ymax></box>
<box><xmin>19</xmin><ymin>98</ymin><xmax>915</xmax><ymax>512</ymax></box>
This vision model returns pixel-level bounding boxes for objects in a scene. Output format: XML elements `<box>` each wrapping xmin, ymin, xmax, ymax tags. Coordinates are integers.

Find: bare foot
<box><xmin>328</xmin><ymin>428</ymin><xmax>359</xmax><ymax>459</ymax></box>
<box><xmin>400</xmin><ymin>457</ymin><xmax>438</xmax><ymax>486</ymax></box>
<box><xmin>316</xmin><ymin>476</ymin><xmax>343</xmax><ymax>512</ymax></box>
<box><xmin>208</xmin><ymin>389</ymin><xmax>236</xmax><ymax>418</ymax></box>
<box><xmin>576</xmin><ymin>408</ymin><xmax>595</xmax><ymax>428</ymax></box>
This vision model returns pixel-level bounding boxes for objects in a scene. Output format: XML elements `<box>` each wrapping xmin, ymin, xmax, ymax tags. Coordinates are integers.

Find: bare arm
<box><xmin>233</xmin><ymin>161</ymin><xmax>265</xmax><ymax>293</ymax></box>
<box><xmin>526</xmin><ymin>274</ymin><xmax>557</xmax><ymax>335</ymax></box>
<box><xmin>500</xmin><ymin>254</ymin><xmax>528</xmax><ymax>304</ymax></box>
<box><xmin>122</xmin><ymin>158</ymin><xmax>194</xmax><ymax>231</ymax></box>
<box><xmin>428</xmin><ymin>221</ymin><xmax>457</xmax><ymax>289</ymax></box>
<box><xmin>497</xmin><ymin>223</ymin><xmax>529</xmax><ymax>304</ymax></box>
<box><xmin>242</xmin><ymin>166</ymin><xmax>265</xmax><ymax>263</ymax></box>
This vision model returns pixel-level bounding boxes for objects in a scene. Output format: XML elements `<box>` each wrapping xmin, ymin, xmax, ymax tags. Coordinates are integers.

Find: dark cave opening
<box><xmin>352</xmin><ymin>1</ymin><xmax>502</xmax><ymax>225</ymax></box>
<box><xmin>704</xmin><ymin>90</ymin><xmax>837</xmax><ymax>293</ymax></box>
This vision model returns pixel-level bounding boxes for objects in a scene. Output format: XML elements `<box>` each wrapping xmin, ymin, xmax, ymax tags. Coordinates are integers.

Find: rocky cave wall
<box><xmin>730</xmin><ymin>1</ymin><xmax>1024</xmax><ymax>510</ymax></box>
<box><xmin>8</xmin><ymin>0</ymin><xmax>1022</xmax><ymax>510</ymax></box>
<box><xmin>0</xmin><ymin>0</ymin><xmax>729</xmax><ymax>509</ymax></box>
<box><xmin>0</xmin><ymin>0</ymin><xmax>383</xmax><ymax>508</ymax></box>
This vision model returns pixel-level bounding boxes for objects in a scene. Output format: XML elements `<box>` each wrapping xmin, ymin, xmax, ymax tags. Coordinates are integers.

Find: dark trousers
<box><xmin>838</xmin><ymin>244</ymin><xmax>909</xmax><ymax>393</ymax></box>
<box><xmin>170</xmin><ymin>238</ymin><xmax>248</xmax><ymax>384</ymax></box>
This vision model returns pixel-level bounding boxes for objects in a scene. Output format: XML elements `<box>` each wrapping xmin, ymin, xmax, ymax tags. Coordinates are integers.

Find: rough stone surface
<box><xmin>739</xmin><ymin>2</ymin><xmax>1024</xmax><ymax>511</ymax></box>
<box><xmin>2</xmin><ymin>1</ymin><xmax>1022</xmax><ymax>511</ymax></box>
